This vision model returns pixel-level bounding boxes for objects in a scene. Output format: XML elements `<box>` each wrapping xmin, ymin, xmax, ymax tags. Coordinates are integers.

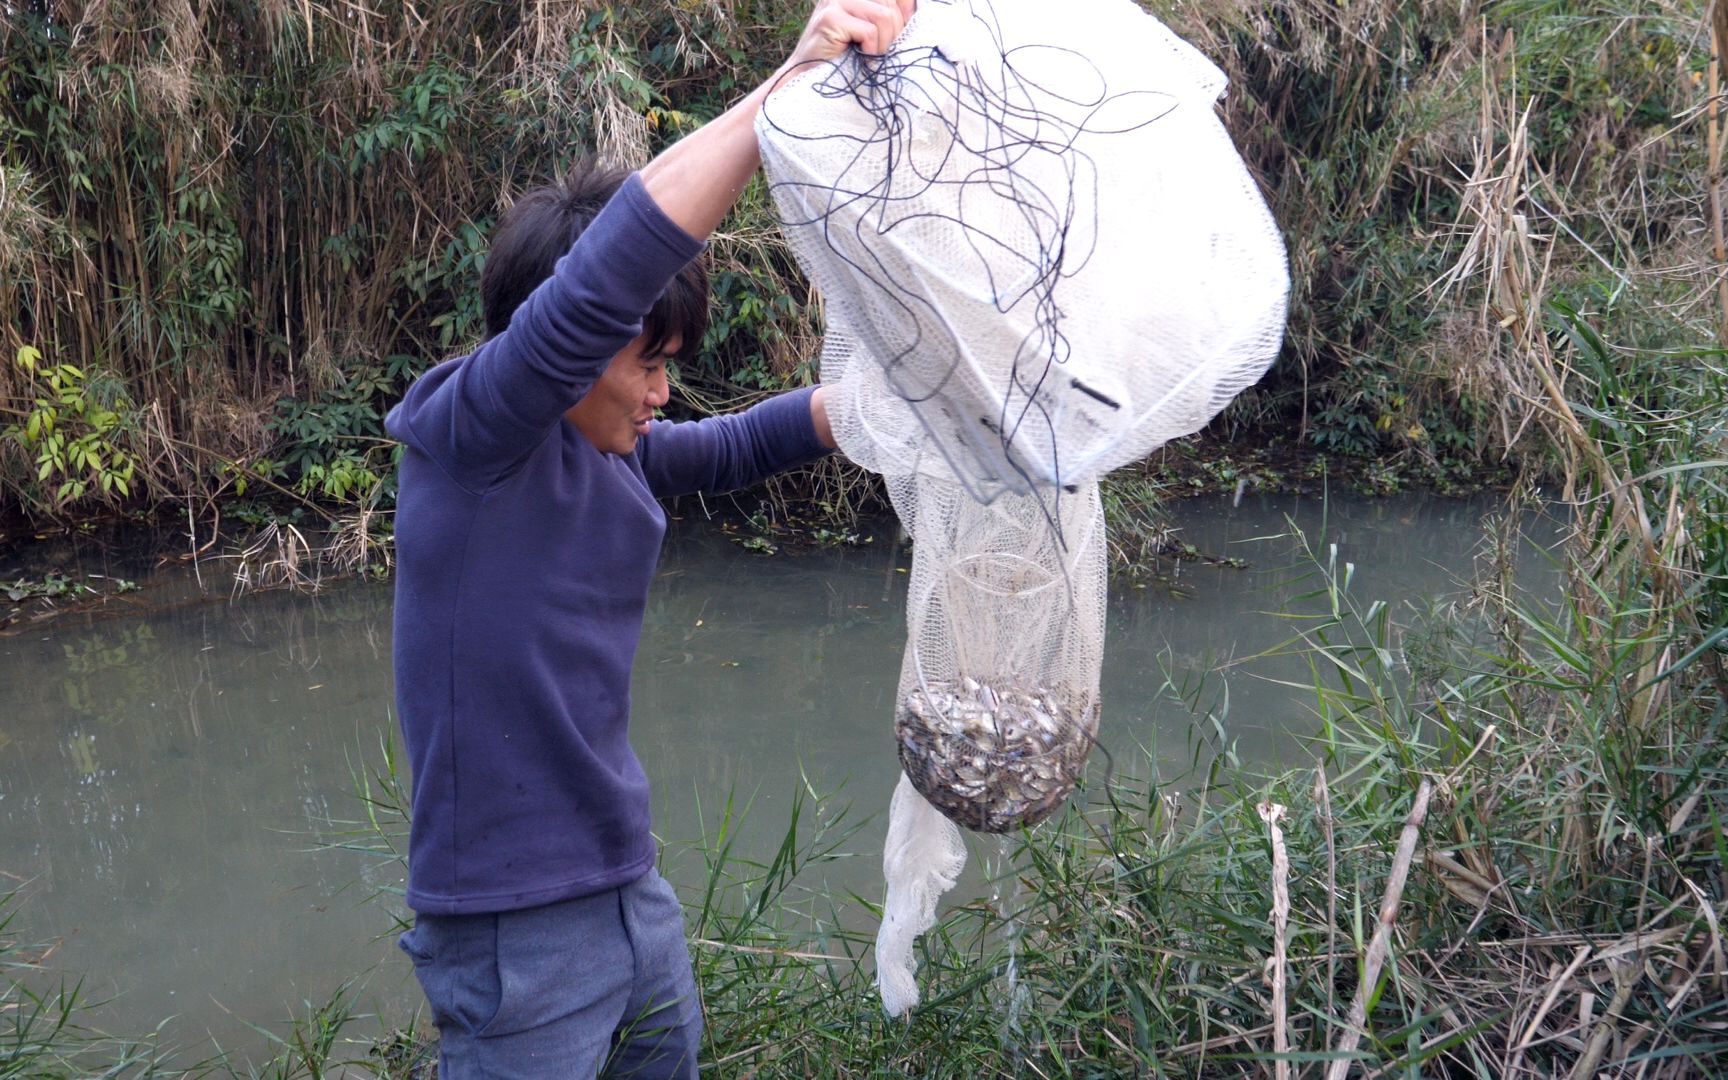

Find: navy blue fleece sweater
<box><xmin>386</xmin><ymin>175</ymin><xmax>828</xmax><ymax>915</ymax></box>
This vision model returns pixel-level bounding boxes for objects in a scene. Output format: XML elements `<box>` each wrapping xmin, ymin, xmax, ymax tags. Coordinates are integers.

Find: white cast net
<box><xmin>756</xmin><ymin>0</ymin><xmax>1288</xmax><ymax>1016</ymax></box>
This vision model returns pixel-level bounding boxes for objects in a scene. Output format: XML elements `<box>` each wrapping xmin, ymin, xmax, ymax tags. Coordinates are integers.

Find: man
<box><xmin>386</xmin><ymin>1</ymin><xmax>913</xmax><ymax>1074</ymax></box>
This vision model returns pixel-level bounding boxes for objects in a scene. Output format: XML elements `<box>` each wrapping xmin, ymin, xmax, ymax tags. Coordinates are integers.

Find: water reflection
<box><xmin>0</xmin><ymin>492</ymin><xmax>1554</xmax><ymax>1060</ymax></box>
<box><xmin>2</xmin><ymin>576</ymin><xmax>405</xmax><ymax>1049</ymax></box>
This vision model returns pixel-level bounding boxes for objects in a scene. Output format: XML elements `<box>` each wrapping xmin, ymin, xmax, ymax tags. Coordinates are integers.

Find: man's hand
<box><xmin>786</xmin><ymin>0</ymin><xmax>917</xmax><ymax>71</ymax></box>
<box><xmin>641</xmin><ymin>0</ymin><xmax>916</xmax><ymax>241</ymax></box>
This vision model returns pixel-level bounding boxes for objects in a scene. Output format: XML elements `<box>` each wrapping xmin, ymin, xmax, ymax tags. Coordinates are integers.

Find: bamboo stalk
<box><xmin>1326</xmin><ymin>779</ymin><xmax>1433</xmax><ymax>1080</ymax></box>
<box><xmin>1258</xmin><ymin>801</ymin><xmax>1292</xmax><ymax>1080</ymax></box>
<box><xmin>1316</xmin><ymin>768</ymin><xmax>1339</xmax><ymax>1053</ymax></box>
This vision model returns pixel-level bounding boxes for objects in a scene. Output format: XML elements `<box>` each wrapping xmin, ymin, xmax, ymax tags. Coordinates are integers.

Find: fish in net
<box><xmin>756</xmin><ymin>0</ymin><xmax>1288</xmax><ymax>1015</ymax></box>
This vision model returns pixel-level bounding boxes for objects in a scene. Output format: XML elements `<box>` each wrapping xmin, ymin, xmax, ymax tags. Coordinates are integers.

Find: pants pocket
<box><xmin>400</xmin><ymin>915</ymin><xmax>506</xmax><ymax>1037</ymax></box>
<box><xmin>398</xmin><ymin>924</ymin><xmax>434</xmax><ymax>965</ymax></box>
<box><xmin>478</xmin><ymin>889</ymin><xmax>633</xmax><ymax>1039</ymax></box>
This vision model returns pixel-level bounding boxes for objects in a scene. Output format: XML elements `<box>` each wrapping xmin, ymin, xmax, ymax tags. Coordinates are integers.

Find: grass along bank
<box><xmin>5</xmin><ymin>479</ymin><xmax>1723</xmax><ymax>1076</ymax></box>
<box><xmin>682</xmin><ymin>496</ymin><xmax>1727</xmax><ymax>1076</ymax></box>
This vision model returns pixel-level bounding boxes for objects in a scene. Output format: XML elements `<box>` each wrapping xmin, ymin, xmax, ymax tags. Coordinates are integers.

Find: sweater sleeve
<box><xmin>385</xmin><ymin>175</ymin><xmax>704</xmax><ymax>490</ymax></box>
<box><xmin>638</xmin><ymin>386</ymin><xmax>831</xmax><ymax>498</ymax></box>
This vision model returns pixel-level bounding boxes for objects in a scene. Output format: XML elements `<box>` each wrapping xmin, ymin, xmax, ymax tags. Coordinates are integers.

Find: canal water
<box><xmin>0</xmin><ymin>491</ymin><xmax>1554</xmax><ymax>1062</ymax></box>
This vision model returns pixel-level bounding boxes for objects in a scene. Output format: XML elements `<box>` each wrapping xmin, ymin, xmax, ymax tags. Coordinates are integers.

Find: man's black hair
<box><xmin>480</xmin><ymin>158</ymin><xmax>708</xmax><ymax>362</ymax></box>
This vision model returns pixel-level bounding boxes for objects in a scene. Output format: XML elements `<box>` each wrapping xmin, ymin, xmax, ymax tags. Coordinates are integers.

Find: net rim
<box><xmin>947</xmin><ymin>551</ymin><xmax>1061</xmax><ymax>600</ymax></box>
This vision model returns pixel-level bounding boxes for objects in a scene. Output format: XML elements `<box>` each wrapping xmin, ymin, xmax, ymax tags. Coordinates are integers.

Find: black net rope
<box><xmin>761</xmin><ymin>29</ymin><xmax>1176</xmax><ymax>502</ymax></box>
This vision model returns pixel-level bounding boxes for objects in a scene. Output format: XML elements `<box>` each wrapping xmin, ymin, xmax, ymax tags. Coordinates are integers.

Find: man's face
<box><xmin>565</xmin><ymin>332</ymin><xmax>679</xmax><ymax>455</ymax></box>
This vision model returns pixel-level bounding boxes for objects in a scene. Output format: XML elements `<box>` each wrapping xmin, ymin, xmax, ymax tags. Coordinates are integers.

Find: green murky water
<box><xmin>0</xmin><ymin>491</ymin><xmax>1554</xmax><ymax>1059</ymax></box>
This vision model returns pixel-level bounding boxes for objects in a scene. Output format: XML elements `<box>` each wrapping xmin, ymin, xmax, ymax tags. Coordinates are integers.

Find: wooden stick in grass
<box><xmin>1568</xmin><ymin>957</ymin><xmax>1639</xmax><ymax>1080</ymax></box>
<box><xmin>1258</xmin><ymin>801</ymin><xmax>1292</xmax><ymax>1080</ymax></box>
<box><xmin>1325</xmin><ymin>779</ymin><xmax>1433</xmax><ymax>1080</ymax></box>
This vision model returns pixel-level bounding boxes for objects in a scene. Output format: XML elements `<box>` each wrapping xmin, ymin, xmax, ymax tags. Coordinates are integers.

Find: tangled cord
<box><xmin>761</xmin><ymin>6</ymin><xmax>1174</xmax><ymax>504</ymax></box>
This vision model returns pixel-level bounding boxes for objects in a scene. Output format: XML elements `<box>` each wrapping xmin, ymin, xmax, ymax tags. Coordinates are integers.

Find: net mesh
<box><xmin>756</xmin><ymin>0</ymin><xmax>1287</xmax><ymax>1015</ymax></box>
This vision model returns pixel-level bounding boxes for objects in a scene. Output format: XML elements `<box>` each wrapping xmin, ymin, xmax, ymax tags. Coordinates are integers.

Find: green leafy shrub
<box><xmin>2</xmin><ymin>344</ymin><xmax>137</xmax><ymax>511</ymax></box>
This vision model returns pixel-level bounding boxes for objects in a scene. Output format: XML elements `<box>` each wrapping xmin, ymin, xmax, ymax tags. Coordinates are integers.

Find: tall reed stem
<box><xmin>1713</xmin><ymin>1</ymin><xmax>1728</xmax><ymax>348</ymax></box>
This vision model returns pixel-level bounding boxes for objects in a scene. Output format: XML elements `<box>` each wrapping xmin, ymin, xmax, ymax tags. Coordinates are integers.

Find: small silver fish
<box><xmin>896</xmin><ymin>674</ymin><xmax>1101</xmax><ymax>833</ymax></box>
